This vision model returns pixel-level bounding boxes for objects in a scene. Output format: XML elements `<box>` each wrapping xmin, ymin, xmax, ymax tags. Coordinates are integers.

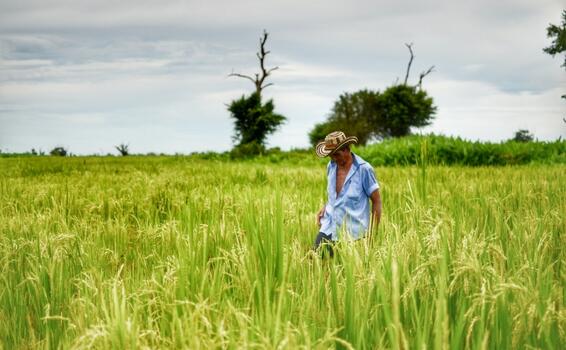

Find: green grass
<box><xmin>0</xmin><ymin>156</ymin><xmax>564</xmax><ymax>349</ymax></box>
<box><xmin>356</xmin><ymin>135</ymin><xmax>566</xmax><ymax>166</ymax></box>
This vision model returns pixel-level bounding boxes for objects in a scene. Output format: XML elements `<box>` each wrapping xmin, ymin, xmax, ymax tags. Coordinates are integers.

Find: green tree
<box><xmin>308</xmin><ymin>121</ymin><xmax>338</xmax><ymax>147</ymax></box>
<box><xmin>309</xmin><ymin>86</ymin><xmax>435</xmax><ymax>145</ymax></box>
<box><xmin>379</xmin><ymin>84</ymin><xmax>436</xmax><ymax>138</ymax></box>
<box><xmin>543</xmin><ymin>10</ymin><xmax>566</xmax><ymax>69</ymax></box>
<box><xmin>228</xmin><ymin>92</ymin><xmax>285</xmax><ymax>154</ymax></box>
<box><xmin>308</xmin><ymin>90</ymin><xmax>381</xmax><ymax>146</ymax></box>
<box><xmin>309</xmin><ymin>43</ymin><xmax>436</xmax><ymax>145</ymax></box>
<box><xmin>511</xmin><ymin>129</ymin><xmax>534</xmax><ymax>143</ymax></box>
<box><xmin>227</xmin><ymin>30</ymin><xmax>285</xmax><ymax>155</ymax></box>
<box><xmin>50</xmin><ymin>147</ymin><xmax>67</xmax><ymax>156</ymax></box>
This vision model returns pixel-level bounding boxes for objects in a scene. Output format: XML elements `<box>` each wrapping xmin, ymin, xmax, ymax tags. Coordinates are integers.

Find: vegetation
<box><xmin>2</xmin><ymin>135</ymin><xmax>564</xmax><ymax>166</ymax></box>
<box><xmin>228</xmin><ymin>92</ymin><xmax>286</xmax><ymax>156</ymax></box>
<box><xmin>356</xmin><ymin>134</ymin><xmax>565</xmax><ymax>166</ymax></box>
<box><xmin>194</xmin><ymin>135</ymin><xmax>565</xmax><ymax>167</ymax></box>
<box><xmin>228</xmin><ymin>30</ymin><xmax>285</xmax><ymax>155</ymax></box>
<box><xmin>115</xmin><ymin>143</ymin><xmax>130</xmax><ymax>156</ymax></box>
<box><xmin>378</xmin><ymin>84</ymin><xmax>436</xmax><ymax>137</ymax></box>
<box><xmin>310</xmin><ymin>44</ymin><xmax>436</xmax><ymax>145</ymax></box>
<box><xmin>511</xmin><ymin>129</ymin><xmax>534</xmax><ymax>143</ymax></box>
<box><xmin>309</xmin><ymin>86</ymin><xmax>436</xmax><ymax>146</ymax></box>
<box><xmin>0</xmin><ymin>157</ymin><xmax>563</xmax><ymax>348</ymax></box>
<box><xmin>309</xmin><ymin>90</ymin><xmax>381</xmax><ymax>146</ymax></box>
<box><xmin>543</xmin><ymin>9</ymin><xmax>566</xmax><ymax>69</ymax></box>
<box><xmin>49</xmin><ymin>146</ymin><xmax>68</xmax><ymax>157</ymax></box>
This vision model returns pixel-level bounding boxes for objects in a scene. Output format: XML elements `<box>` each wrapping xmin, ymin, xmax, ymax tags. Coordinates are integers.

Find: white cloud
<box><xmin>0</xmin><ymin>0</ymin><xmax>564</xmax><ymax>153</ymax></box>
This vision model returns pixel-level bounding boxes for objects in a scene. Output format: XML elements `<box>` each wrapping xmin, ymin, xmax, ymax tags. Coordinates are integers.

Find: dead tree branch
<box><xmin>228</xmin><ymin>30</ymin><xmax>278</xmax><ymax>97</ymax></box>
<box><xmin>418</xmin><ymin>65</ymin><xmax>435</xmax><ymax>89</ymax></box>
<box><xmin>403</xmin><ymin>43</ymin><xmax>414</xmax><ymax>85</ymax></box>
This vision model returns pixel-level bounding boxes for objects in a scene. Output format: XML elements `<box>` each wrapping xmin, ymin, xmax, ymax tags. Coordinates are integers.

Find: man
<box><xmin>314</xmin><ymin>131</ymin><xmax>382</xmax><ymax>256</ymax></box>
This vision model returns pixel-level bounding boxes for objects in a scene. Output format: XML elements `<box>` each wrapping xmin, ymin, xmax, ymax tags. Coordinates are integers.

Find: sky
<box><xmin>0</xmin><ymin>0</ymin><xmax>565</xmax><ymax>155</ymax></box>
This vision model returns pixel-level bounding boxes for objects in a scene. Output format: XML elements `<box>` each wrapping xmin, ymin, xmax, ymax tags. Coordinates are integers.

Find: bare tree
<box><xmin>403</xmin><ymin>43</ymin><xmax>435</xmax><ymax>88</ymax></box>
<box><xmin>403</xmin><ymin>43</ymin><xmax>414</xmax><ymax>85</ymax></box>
<box><xmin>418</xmin><ymin>65</ymin><xmax>435</xmax><ymax>90</ymax></box>
<box><xmin>229</xmin><ymin>30</ymin><xmax>279</xmax><ymax>97</ymax></box>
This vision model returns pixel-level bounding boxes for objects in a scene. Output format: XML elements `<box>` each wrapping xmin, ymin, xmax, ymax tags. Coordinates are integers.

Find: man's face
<box><xmin>330</xmin><ymin>147</ymin><xmax>349</xmax><ymax>165</ymax></box>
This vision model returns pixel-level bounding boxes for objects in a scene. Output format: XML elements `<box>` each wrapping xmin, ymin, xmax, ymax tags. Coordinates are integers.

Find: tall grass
<box><xmin>0</xmin><ymin>156</ymin><xmax>564</xmax><ymax>349</ymax></box>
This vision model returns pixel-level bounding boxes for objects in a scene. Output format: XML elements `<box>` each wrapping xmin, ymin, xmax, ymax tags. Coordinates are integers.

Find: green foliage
<box><xmin>357</xmin><ymin>134</ymin><xmax>566</xmax><ymax>166</ymax></box>
<box><xmin>185</xmin><ymin>135</ymin><xmax>565</xmax><ymax>167</ymax></box>
<box><xmin>228</xmin><ymin>92</ymin><xmax>286</xmax><ymax>155</ymax></box>
<box><xmin>308</xmin><ymin>121</ymin><xmax>337</xmax><ymax>147</ymax></box>
<box><xmin>326</xmin><ymin>89</ymin><xmax>381</xmax><ymax>145</ymax></box>
<box><xmin>543</xmin><ymin>10</ymin><xmax>566</xmax><ymax>68</ymax></box>
<box><xmin>0</xmin><ymin>149</ymin><xmax>45</xmax><ymax>158</ymax></box>
<box><xmin>309</xmin><ymin>86</ymin><xmax>436</xmax><ymax>145</ymax></box>
<box><xmin>230</xmin><ymin>140</ymin><xmax>266</xmax><ymax>158</ymax></box>
<box><xmin>379</xmin><ymin>85</ymin><xmax>436</xmax><ymax>137</ymax></box>
<box><xmin>49</xmin><ymin>146</ymin><xmax>68</xmax><ymax>157</ymax></box>
<box><xmin>511</xmin><ymin>129</ymin><xmax>534</xmax><ymax>143</ymax></box>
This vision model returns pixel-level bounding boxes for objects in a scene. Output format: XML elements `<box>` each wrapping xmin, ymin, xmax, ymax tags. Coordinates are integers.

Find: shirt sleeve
<box><xmin>362</xmin><ymin>164</ymin><xmax>379</xmax><ymax>197</ymax></box>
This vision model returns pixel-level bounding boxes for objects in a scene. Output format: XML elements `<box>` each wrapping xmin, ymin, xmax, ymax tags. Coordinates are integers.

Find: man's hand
<box><xmin>316</xmin><ymin>206</ymin><xmax>325</xmax><ymax>227</ymax></box>
<box><xmin>369</xmin><ymin>189</ymin><xmax>382</xmax><ymax>233</ymax></box>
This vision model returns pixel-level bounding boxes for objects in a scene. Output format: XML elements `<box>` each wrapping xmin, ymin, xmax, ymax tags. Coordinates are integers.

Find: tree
<box><xmin>544</xmin><ymin>10</ymin><xmax>566</xmax><ymax>102</ymax></box>
<box><xmin>50</xmin><ymin>147</ymin><xmax>67</xmax><ymax>156</ymax></box>
<box><xmin>228</xmin><ymin>92</ymin><xmax>285</xmax><ymax>154</ymax></box>
<box><xmin>543</xmin><ymin>10</ymin><xmax>566</xmax><ymax>69</ymax></box>
<box><xmin>512</xmin><ymin>129</ymin><xmax>534</xmax><ymax>143</ymax></box>
<box><xmin>379</xmin><ymin>84</ymin><xmax>436</xmax><ymax>138</ymax></box>
<box><xmin>309</xmin><ymin>44</ymin><xmax>436</xmax><ymax>145</ymax></box>
<box><xmin>229</xmin><ymin>30</ymin><xmax>278</xmax><ymax>98</ymax></box>
<box><xmin>402</xmin><ymin>43</ymin><xmax>435</xmax><ymax>90</ymax></box>
<box><xmin>309</xmin><ymin>90</ymin><xmax>382</xmax><ymax>146</ymax></box>
<box><xmin>115</xmin><ymin>143</ymin><xmax>129</xmax><ymax>156</ymax></box>
<box><xmin>227</xmin><ymin>30</ymin><xmax>285</xmax><ymax>155</ymax></box>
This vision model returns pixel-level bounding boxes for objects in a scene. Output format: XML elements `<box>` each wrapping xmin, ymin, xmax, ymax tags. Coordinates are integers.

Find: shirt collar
<box><xmin>331</xmin><ymin>152</ymin><xmax>365</xmax><ymax>168</ymax></box>
<box><xmin>352</xmin><ymin>152</ymin><xmax>366</xmax><ymax>166</ymax></box>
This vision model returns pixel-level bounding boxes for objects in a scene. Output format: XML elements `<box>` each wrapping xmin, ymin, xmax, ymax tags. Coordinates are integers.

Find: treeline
<box><xmin>356</xmin><ymin>135</ymin><xmax>566</xmax><ymax>166</ymax></box>
<box><xmin>191</xmin><ymin>134</ymin><xmax>565</xmax><ymax>166</ymax></box>
<box><xmin>3</xmin><ymin>135</ymin><xmax>564</xmax><ymax>166</ymax></box>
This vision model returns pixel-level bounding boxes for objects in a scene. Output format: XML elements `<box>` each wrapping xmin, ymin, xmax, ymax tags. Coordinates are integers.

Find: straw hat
<box><xmin>315</xmin><ymin>131</ymin><xmax>358</xmax><ymax>158</ymax></box>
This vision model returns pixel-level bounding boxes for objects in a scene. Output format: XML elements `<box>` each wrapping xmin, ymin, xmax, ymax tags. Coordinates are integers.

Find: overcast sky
<box><xmin>1</xmin><ymin>0</ymin><xmax>564</xmax><ymax>154</ymax></box>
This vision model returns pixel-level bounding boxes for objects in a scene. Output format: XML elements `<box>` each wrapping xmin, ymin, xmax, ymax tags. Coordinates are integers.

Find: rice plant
<box><xmin>0</xmin><ymin>156</ymin><xmax>564</xmax><ymax>349</ymax></box>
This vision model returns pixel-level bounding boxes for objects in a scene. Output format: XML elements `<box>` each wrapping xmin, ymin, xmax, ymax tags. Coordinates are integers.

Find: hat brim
<box><xmin>315</xmin><ymin>136</ymin><xmax>358</xmax><ymax>158</ymax></box>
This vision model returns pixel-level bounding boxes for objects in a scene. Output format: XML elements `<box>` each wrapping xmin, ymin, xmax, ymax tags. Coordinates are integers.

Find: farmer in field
<box><xmin>314</xmin><ymin>131</ymin><xmax>382</xmax><ymax>256</ymax></box>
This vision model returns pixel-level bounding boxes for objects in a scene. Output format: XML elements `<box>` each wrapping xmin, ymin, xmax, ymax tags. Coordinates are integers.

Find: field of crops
<box><xmin>1</xmin><ymin>156</ymin><xmax>564</xmax><ymax>349</ymax></box>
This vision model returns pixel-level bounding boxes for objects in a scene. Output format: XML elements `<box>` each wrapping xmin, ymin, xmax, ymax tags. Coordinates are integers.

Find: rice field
<box><xmin>0</xmin><ymin>156</ymin><xmax>564</xmax><ymax>349</ymax></box>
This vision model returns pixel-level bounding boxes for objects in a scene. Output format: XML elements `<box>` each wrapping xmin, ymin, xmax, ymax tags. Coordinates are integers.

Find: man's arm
<box><xmin>369</xmin><ymin>189</ymin><xmax>382</xmax><ymax>234</ymax></box>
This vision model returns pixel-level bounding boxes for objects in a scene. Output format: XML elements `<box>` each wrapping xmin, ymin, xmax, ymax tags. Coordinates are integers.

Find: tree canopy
<box><xmin>309</xmin><ymin>85</ymin><xmax>436</xmax><ymax>146</ymax></box>
<box><xmin>511</xmin><ymin>129</ymin><xmax>534</xmax><ymax>143</ymax></box>
<box><xmin>309</xmin><ymin>43</ymin><xmax>436</xmax><ymax>146</ymax></box>
<box><xmin>228</xmin><ymin>92</ymin><xmax>285</xmax><ymax>154</ymax></box>
<box><xmin>379</xmin><ymin>84</ymin><xmax>436</xmax><ymax>138</ymax></box>
<box><xmin>309</xmin><ymin>90</ymin><xmax>381</xmax><ymax>146</ymax></box>
<box><xmin>543</xmin><ymin>10</ymin><xmax>566</xmax><ymax>69</ymax></box>
<box><xmin>227</xmin><ymin>30</ymin><xmax>285</xmax><ymax>155</ymax></box>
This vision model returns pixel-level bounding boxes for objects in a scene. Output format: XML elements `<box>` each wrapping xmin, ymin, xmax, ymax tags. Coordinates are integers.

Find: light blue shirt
<box><xmin>320</xmin><ymin>153</ymin><xmax>379</xmax><ymax>241</ymax></box>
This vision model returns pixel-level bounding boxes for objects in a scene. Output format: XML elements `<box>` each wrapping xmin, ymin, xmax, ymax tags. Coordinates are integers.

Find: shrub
<box><xmin>49</xmin><ymin>147</ymin><xmax>68</xmax><ymax>157</ymax></box>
